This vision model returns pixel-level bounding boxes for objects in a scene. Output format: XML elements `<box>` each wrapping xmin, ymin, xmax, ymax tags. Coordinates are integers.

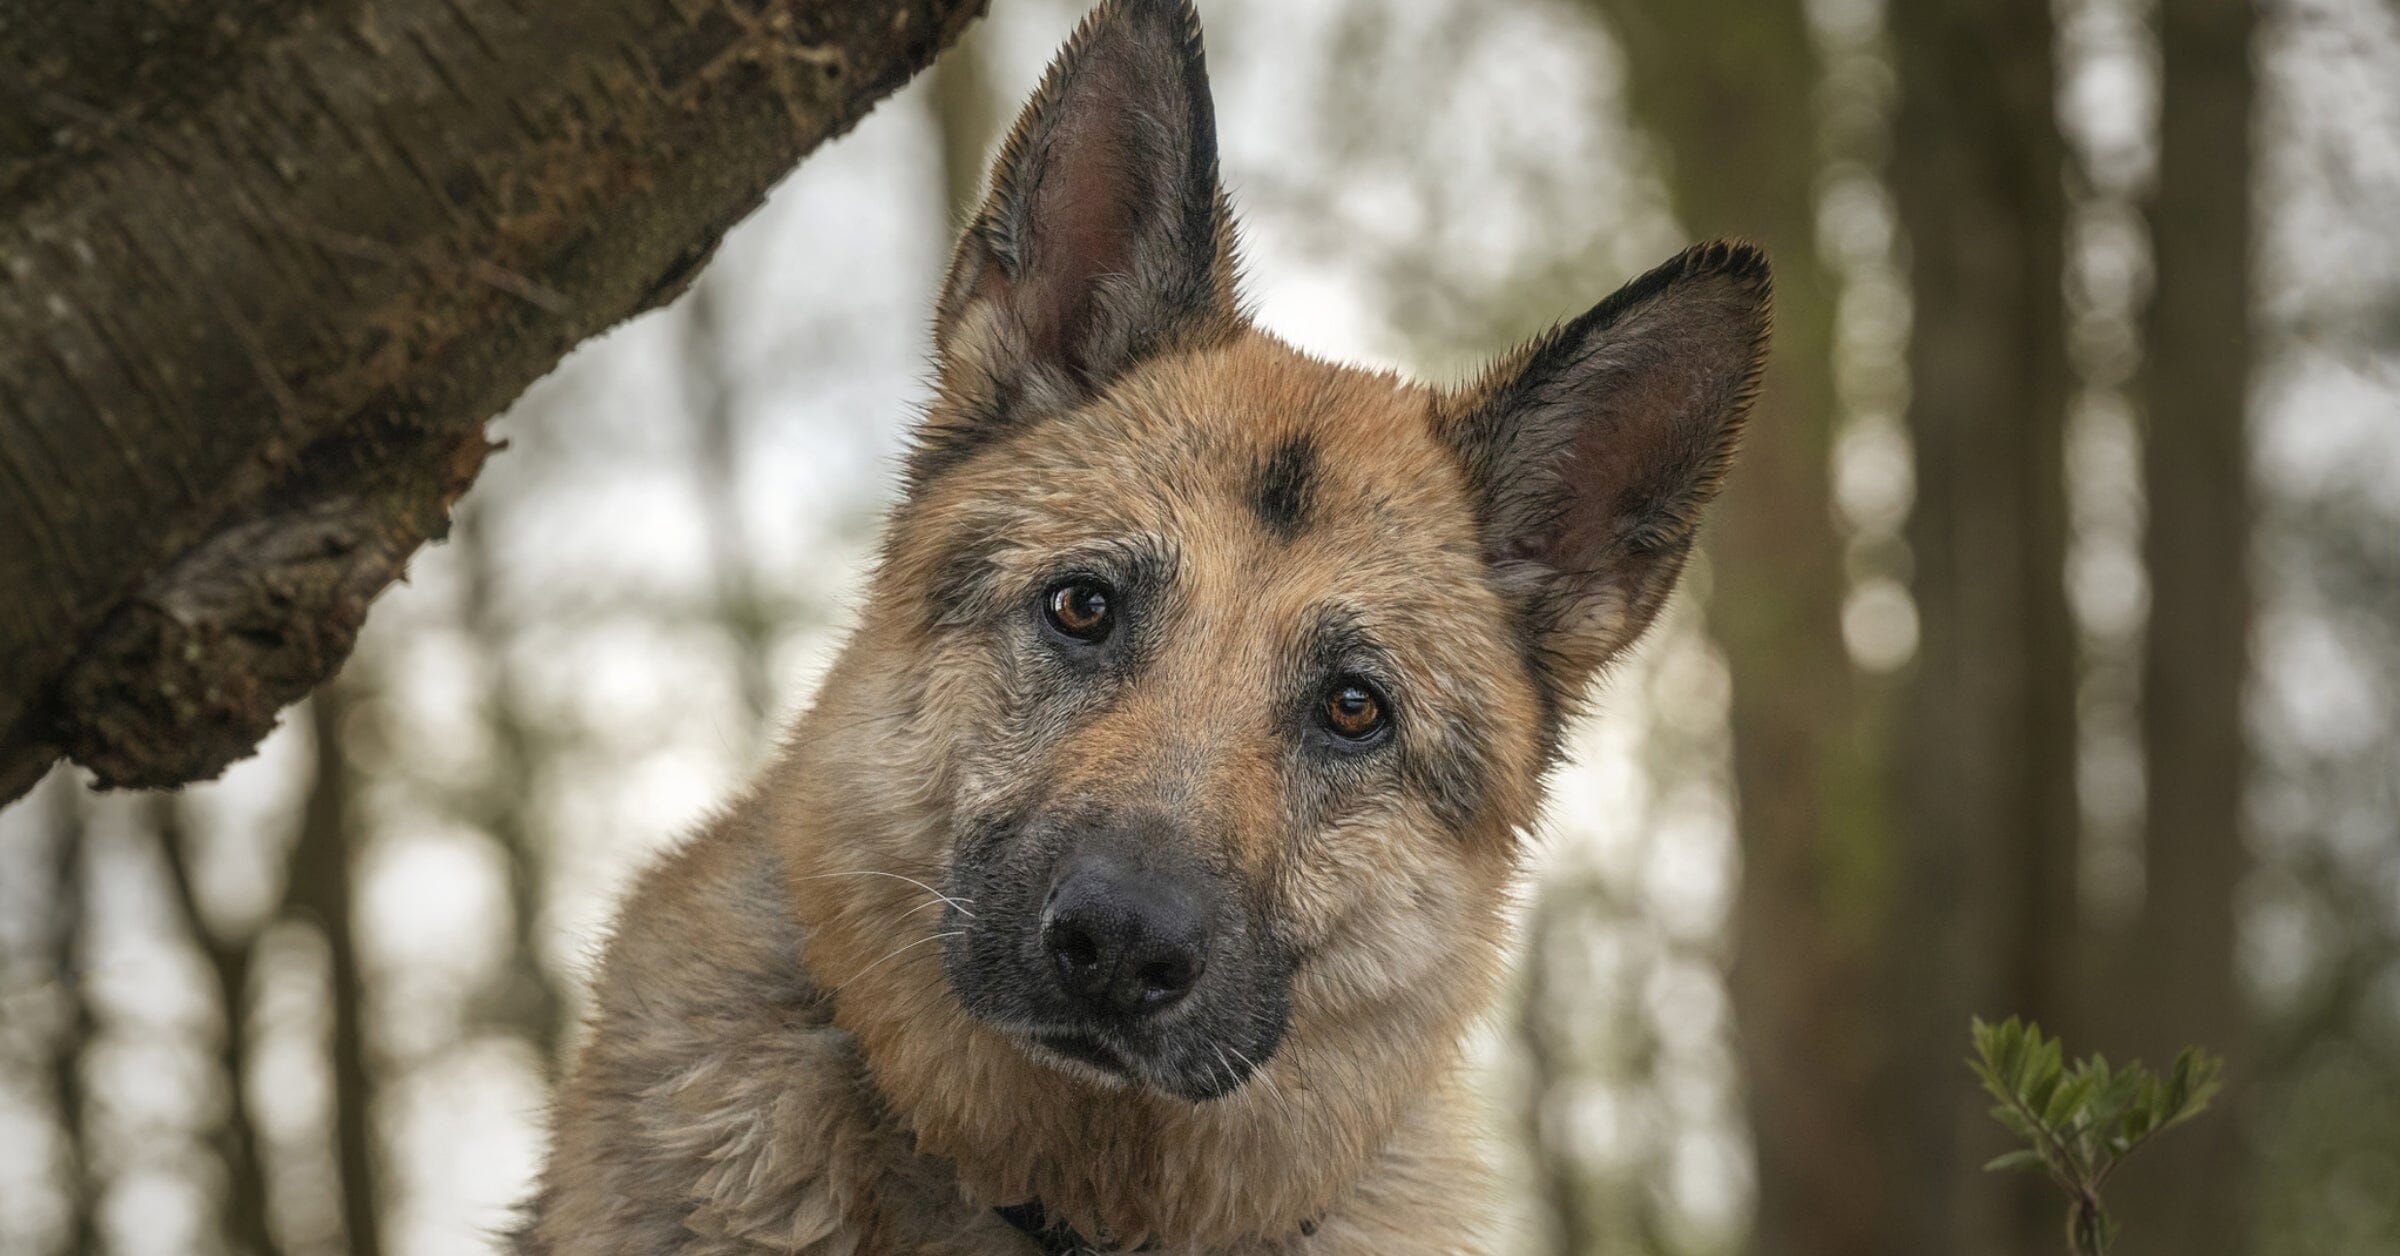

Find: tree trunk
<box><xmin>1583</xmin><ymin>4</ymin><xmax>1900</xmax><ymax>1253</ymax></box>
<box><xmin>680</xmin><ymin>280</ymin><xmax>776</xmax><ymax>742</ymax></box>
<box><xmin>40</xmin><ymin>777</ymin><xmax>99</xmax><ymax>1256</ymax></box>
<box><xmin>1517</xmin><ymin>893</ymin><xmax>1593</xmax><ymax>1256</ymax></box>
<box><xmin>0</xmin><ymin>0</ymin><xmax>985</xmax><ymax>804</ymax></box>
<box><xmin>454</xmin><ymin>509</ymin><xmax>570</xmax><ymax>1070</ymax></box>
<box><xmin>1886</xmin><ymin>3</ymin><xmax>2077</xmax><ymax>1252</ymax></box>
<box><xmin>285</xmin><ymin>685</ymin><xmax>380</xmax><ymax>1256</ymax></box>
<box><xmin>152</xmin><ymin>794</ymin><xmax>281</xmax><ymax>1256</ymax></box>
<box><xmin>2116</xmin><ymin>0</ymin><xmax>2255</xmax><ymax>1250</ymax></box>
<box><xmin>929</xmin><ymin>21</ymin><xmax>997</xmax><ymax>223</ymax></box>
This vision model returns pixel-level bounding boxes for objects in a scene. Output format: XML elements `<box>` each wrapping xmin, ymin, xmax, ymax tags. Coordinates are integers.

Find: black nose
<box><xmin>1040</xmin><ymin>848</ymin><xmax>1211</xmax><ymax>1018</ymax></box>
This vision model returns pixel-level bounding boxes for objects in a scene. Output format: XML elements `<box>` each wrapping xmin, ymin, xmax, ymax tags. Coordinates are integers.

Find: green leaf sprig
<box><xmin>1968</xmin><ymin>1016</ymin><xmax>2225</xmax><ymax>1256</ymax></box>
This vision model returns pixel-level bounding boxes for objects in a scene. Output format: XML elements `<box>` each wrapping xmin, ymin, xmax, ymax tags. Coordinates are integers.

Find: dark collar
<box><xmin>995</xmin><ymin>1199</ymin><xmax>1115</xmax><ymax>1255</ymax></box>
<box><xmin>996</xmin><ymin>1199</ymin><xmax>1320</xmax><ymax>1252</ymax></box>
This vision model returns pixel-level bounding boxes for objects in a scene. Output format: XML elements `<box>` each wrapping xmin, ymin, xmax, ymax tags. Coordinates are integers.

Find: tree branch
<box><xmin>0</xmin><ymin>0</ymin><xmax>985</xmax><ymax>802</ymax></box>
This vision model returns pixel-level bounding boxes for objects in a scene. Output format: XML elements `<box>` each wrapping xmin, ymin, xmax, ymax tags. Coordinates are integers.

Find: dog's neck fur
<box><xmin>763</xmin><ymin>644</ymin><xmax>1510</xmax><ymax>1250</ymax></box>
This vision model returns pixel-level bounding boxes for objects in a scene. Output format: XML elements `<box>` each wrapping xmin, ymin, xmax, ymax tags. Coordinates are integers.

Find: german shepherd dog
<box><xmin>519</xmin><ymin>0</ymin><xmax>1768</xmax><ymax>1251</ymax></box>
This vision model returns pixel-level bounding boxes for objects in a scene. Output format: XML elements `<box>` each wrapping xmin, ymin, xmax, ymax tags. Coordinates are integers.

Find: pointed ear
<box><xmin>1440</xmin><ymin>242</ymin><xmax>1771</xmax><ymax>717</ymax></box>
<box><xmin>915</xmin><ymin>0</ymin><xmax>1239</xmax><ymax>482</ymax></box>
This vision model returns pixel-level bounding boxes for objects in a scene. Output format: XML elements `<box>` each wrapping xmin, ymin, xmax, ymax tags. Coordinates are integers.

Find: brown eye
<box><xmin>1322</xmin><ymin>679</ymin><xmax>1388</xmax><ymax>742</ymax></box>
<box><xmin>1044</xmin><ymin>578</ymin><xmax>1114</xmax><ymax>642</ymax></box>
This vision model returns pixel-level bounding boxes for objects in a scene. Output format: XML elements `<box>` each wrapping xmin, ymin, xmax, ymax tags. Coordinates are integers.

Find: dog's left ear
<box><xmin>1441</xmin><ymin>242</ymin><xmax>1771</xmax><ymax>715</ymax></box>
<box><xmin>916</xmin><ymin>0</ymin><xmax>1238</xmax><ymax>483</ymax></box>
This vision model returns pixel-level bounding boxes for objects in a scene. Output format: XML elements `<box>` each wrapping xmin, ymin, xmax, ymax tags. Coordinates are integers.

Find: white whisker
<box><xmin>1225</xmin><ymin>1042</ymin><xmax>1279</xmax><ymax>1103</ymax></box>
<box><xmin>897</xmin><ymin>895</ymin><xmax>968</xmax><ymax>922</ymax></box>
<box><xmin>794</xmin><ymin>869</ymin><xmax>975</xmax><ymax>917</ymax></box>
<box><xmin>829</xmin><ymin>931</ymin><xmax>964</xmax><ymax>998</ymax></box>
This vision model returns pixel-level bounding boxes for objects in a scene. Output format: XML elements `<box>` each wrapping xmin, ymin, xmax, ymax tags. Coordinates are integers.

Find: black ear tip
<box><xmin>1088</xmin><ymin>0</ymin><xmax>1207</xmax><ymax>45</ymax></box>
<box><xmin>1676</xmin><ymin>240</ymin><xmax>1773</xmax><ymax>294</ymax></box>
<box><xmin>1050</xmin><ymin>0</ymin><xmax>1210</xmax><ymax>101</ymax></box>
<box><xmin>1111</xmin><ymin>0</ymin><xmax>1204</xmax><ymax>24</ymax></box>
<box><xmin>1557</xmin><ymin>240</ymin><xmax>1773</xmax><ymax>349</ymax></box>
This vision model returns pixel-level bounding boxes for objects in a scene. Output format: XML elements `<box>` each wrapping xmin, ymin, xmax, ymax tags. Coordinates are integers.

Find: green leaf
<box><xmin>2032</xmin><ymin>1036</ymin><xmax>2064</xmax><ymax>1096</ymax></box>
<box><xmin>2044</xmin><ymin>1072</ymin><xmax>2096</xmax><ymax>1128</ymax></box>
<box><xmin>1990</xmin><ymin>1104</ymin><xmax>2038</xmax><ymax>1138</ymax></box>
<box><xmin>1998</xmin><ymin>1021</ymin><xmax>2031</xmax><ymax>1090</ymax></box>
<box><xmin>2088</xmin><ymin>1069</ymin><xmax>2145</xmax><ymax>1140</ymax></box>
<box><xmin>1985</xmin><ymin>1148</ymin><xmax>2048</xmax><ymax>1174</ymax></box>
<box><xmin>1966</xmin><ymin>1017</ymin><xmax>2230</xmax><ymax>1256</ymax></box>
<box><xmin>2028</xmin><ymin>1067</ymin><xmax>2063</xmax><ymax>1116</ymax></box>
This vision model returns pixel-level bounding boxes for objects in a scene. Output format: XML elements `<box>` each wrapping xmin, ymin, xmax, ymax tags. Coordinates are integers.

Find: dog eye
<box><xmin>1043</xmin><ymin>578</ymin><xmax>1115</xmax><ymax>642</ymax></box>
<box><xmin>1321</xmin><ymin>678</ymin><xmax>1389</xmax><ymax>742</ymax></box>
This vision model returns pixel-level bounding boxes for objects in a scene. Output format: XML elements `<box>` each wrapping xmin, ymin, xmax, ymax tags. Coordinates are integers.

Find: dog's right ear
<box><xmin>914</xmin><ymin>0</ymin><xmax>1239</xmax><ymax>484</ymax></box>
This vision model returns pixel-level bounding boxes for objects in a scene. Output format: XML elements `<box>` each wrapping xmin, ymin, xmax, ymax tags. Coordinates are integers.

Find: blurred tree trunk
<box><xmin>930</xmin><ymin>23</ymin><xmax>997</xmax><ymax>222</ymax></box>
<box><xmin>1585</xmin><ymin>4</ymin><xmax>1900</xmax><ymax>1253</ymax></box>
<box><xmin>151</xmin><ymin>795</ymin><xmax>280</xmax><ymax>1256</ymax></box>
<box><xmin>40</xmin><ymin>779</ymin><xmax>98</xmax><ymax>1256</ymax></box>
<box><xmin>1886</xmin><ymin>3</ymin><xmax>2078</xmax><ymax>1253</ymax></box>
<box><xmin>1517</xmin><ymin>896</ymin><xmax>1594</xmax><ymax>1256</ymax></box>
<box><xmin>285</xmin><ymin>685</ymin><xmax>381</xmax><ymax>1256</ymax></box>
<box><xmin>2116</xmin><ymin>0</ymin><xmax>2255</xmax><ymax>1250</ymax></box>
<box><xmin>0</xmin><ymin>0</ymin><xmax>986</xmax><ymax>804</ymax></box>
<box><xmin>680</xmin><ymin>284</ymin><xmax>777</xmax><ymax>743</ymax></box>
<box><xmin>1515</xmin><ymin>881</ymin><xmax>1683</xmax><ymax>1255</ymax></box>
<box><xmin>455</xmin><ymin>512</ymin><xmax>568</xmax><ymax>1069</ymax></box>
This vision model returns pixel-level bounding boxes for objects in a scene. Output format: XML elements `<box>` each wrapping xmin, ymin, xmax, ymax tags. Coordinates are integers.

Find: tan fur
<box><xmin>777</xmin><ymin>336</ymin><xmax>1537</xmax><ymax>1249</ymax></box>
<box><xmin>521</xmin><ymin>3</ymin><xmax>1768</xmax><ymax>1252</ymax></box>
<box><xmin>525</xmin><ymin>331</ymin><xmax>1532</xmax><ymax>1255</ymax></box>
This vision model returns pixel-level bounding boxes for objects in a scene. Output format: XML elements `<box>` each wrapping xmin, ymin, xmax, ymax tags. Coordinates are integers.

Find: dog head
<box><xmin>781</xmin><ymin>0</ymin><xmax>1766</xmax><ymax>1233</ymax></box>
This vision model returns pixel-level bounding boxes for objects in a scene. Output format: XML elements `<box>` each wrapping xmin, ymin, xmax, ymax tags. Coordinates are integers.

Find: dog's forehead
<box><xmin>908</xmin><ymin>330</ymin><xmax>1514</xmax><ymax>670</ymax></box>
<box><xmin>1040</xmin><ymin>334</ymin><xmax>1478</xmax><ymax>560</ymax></box>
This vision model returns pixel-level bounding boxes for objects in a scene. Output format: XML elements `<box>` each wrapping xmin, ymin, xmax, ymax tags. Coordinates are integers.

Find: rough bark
<box><xmin>0</xmin><ymin>0</ymin><xmax>985</xmax><ymax>803</ymax></box>
<box><xmin>2116</xmin><ymin>0</ymin><xmax>2255</xmax><ymax>1249</ymax></box>
<box><xmin>1583</xmin><ymin>4</ymin><xmax>1898</xmax><ymax>1253</ymax></box>
<box><xmin>1886</xmin><ymin>3</ymin><xmax>2078</xmax><ymax>1252</ymax></box>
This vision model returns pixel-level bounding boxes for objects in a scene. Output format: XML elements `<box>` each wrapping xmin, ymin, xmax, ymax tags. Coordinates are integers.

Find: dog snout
<box><xmin>1040</xmin><ymin>847</ymin><xmax>1212</xmax><ymax>1018</ymax></box>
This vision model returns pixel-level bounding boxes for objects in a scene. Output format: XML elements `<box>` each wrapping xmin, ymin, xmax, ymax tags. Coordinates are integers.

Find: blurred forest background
<box><xmin>4</xmin><ymin>0</ymin><xmax>2398</xmax><ymax>1253</ymax></box>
